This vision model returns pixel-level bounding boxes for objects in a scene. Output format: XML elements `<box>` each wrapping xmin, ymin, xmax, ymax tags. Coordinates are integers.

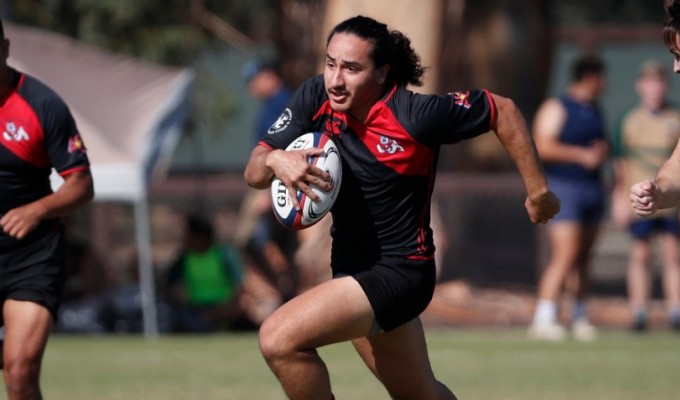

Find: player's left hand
<box><xmin>0</xmin><ymin>203</ymin><xmax>45</xmax><ymax>239</ymax></box>
<box><xmin>630</xmin><ymin>180</ymin><xmax>659</xmax><ymax>217</ymax></box>
<box><xmin>525</xmin><ymin>190</ymin><xmax>560</xmax><ymax>224</ymax></box>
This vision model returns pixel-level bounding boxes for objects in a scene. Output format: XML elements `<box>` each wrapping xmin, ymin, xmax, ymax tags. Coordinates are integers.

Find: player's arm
<box><xmin>0</xmin><ymin>169</ymin><xmax>94</xmax><ymax>239</ymax></box>
<box><xmin>532</xmin><ymin>98</ymin><xmax>607</xmax><ymax>169</ymax></box>
<box><xmin>631</xmin><ymin>141</ymin><xmax>680</xmax><ymax>215</ymax></box>
<box><xmin>244</xmin><ymin>144</ymin><xmax>330</xmax><ymax>209</ymax></box>
<box><xmin>244</xmin><ymin>145</ymin><xmax>277</xmax><ymax>189</ymax></box>
<box><xmin>490</xmin><ymin>93</ymin><xmax>560</xmax><ymax>223</ymax></box>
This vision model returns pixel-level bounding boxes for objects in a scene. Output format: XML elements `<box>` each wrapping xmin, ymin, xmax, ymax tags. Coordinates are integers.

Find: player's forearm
<box><xmin>244</xmin><ymin>145</ymin><xmax>275</xmax><ymax>189</ymax></box>
<box><xmin>36</xmin><ymin>170</ymin><xmax>94</xmax><ymax>218</ymax></box>
<box><xmin>492</xmin><ymin>94</ymin><xmax>550</xmax><ymax>200</ymax></box>
<box><xmin>653</xmin><ymin>159</ymin><xmax>680</xmax><ymax>209</ymax></box>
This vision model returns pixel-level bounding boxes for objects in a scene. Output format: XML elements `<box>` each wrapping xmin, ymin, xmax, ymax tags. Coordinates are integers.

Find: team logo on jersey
<box><xmin>267</xmin><ymin>108</ymin><xmax>293</xmax><ymax>135</ymax></box>
<box><xmin>68</xmin><ymin>133</ymin><xmax>87</xmax><ymax>153</ymax></box>
<box><xmin>3</xmin><ymin>122</ymin><xmax>29</xmax><ymax>142</ymax></box>
<box><xmin>377</xmin><ymin>135</ymin><xmax>404</xmax><ymax>154</ymax></box>
<box><xmin>451</xmin><ymin>91</ymin><xmax>471</xmax><ymax>109</ymax></box>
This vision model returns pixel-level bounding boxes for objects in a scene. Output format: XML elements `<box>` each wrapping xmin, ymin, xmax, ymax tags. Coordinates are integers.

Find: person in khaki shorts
<box><xmin>614</xmin><ymin>60</ymin><xmax>680</xmax><ymax>332</ymax></box>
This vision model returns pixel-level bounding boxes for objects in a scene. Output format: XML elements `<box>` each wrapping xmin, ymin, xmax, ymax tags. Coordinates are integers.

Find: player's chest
<box><xmin>0</xmin><ymin>94</ymin><xmax>47</xmax><ymax>166</ymax></box>
<box><xmin>320</xmin><ymin>113</ymin><xmax>433</xmax><ymax>176</ymax></box>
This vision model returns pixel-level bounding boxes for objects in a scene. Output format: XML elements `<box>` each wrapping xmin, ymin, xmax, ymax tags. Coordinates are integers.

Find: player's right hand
<box><xmin>266</xmin><ymin>147</ymin><xmax>331</xmax><ymax>209</ymax></box>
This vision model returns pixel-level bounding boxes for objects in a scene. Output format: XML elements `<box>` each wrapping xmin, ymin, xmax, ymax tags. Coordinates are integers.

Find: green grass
<box><xmin>2</xmin><ymin>328</ymin><xmax>679</xmax><ymax>399</ymax></box>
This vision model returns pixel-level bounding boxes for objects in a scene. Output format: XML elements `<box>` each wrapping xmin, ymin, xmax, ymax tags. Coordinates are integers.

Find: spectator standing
<box><xmin>616</xmin><ymin>61</ymin><xmax>680</xmax><ymax>332</ymax></box>
<box><xmin>235</xmin><ymin>57</ymin><xmax>301</xmax><ymax>302</ymax></box>
<box><xmin>528</xmin><ymin>55</ymin><xmax>609</xmax><ymax>341</ymax></box>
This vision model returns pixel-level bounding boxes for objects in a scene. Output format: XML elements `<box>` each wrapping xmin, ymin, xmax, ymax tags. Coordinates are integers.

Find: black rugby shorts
<box><xmin>335</xmin><ymin>257</ymin><xmax>436</xmax><ymax>332</ymax></box>
<box><xmin>0</xmin><ymin>225</ymin><xmax>65</xmax><ymax>327</ymax></box>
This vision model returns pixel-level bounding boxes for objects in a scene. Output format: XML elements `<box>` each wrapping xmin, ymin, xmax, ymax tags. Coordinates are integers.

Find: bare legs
<box><xmin>3</xmin><ymin>300</ymin><xmax>52</xmax><ymax>400</ymax></box>
<box><xmin>258</xmin><ymin>276</ymin><xmax>456</xmax><ymax>399</ymax></box>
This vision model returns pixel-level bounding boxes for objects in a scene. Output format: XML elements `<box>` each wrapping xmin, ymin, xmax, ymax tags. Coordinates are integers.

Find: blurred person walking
<box><xmin>613</xmin><ymin>60</ymin><xmax>680</xmax><ymax>332</ymax></box>
<box><xmin>0</xmin><ymin>17</ymin><xmax>94</xmax><ymax>400</ymax></box>
<box><xmin>244</xmin><ymin>15</ymin><xmax>559</xmax><ymax>400</ymax></box>
<box><xmin>528</xmin><ymin>55</ymin><xmax>609</xmax><ymax>341</ymax></box>
<box><xmin>235</xmin><ymin>57</ymin><xmax>300</xmax><ymax>302</ymax></box>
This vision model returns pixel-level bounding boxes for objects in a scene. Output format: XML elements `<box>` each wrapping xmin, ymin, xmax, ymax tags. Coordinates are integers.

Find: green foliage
<box><xmin>551</xmin><ymin>0</ymin><xmax>668</xmax><ymax>25</ymax></box>
<box><xmin>7</xmin><ymin>0</ymin><xmax>278</xmax><ymax>65</ymax></box>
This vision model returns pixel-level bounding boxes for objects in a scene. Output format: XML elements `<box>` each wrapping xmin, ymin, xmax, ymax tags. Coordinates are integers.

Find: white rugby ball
<box><xmin>271</xmin><ymin>132</ymin><xmax>342</xmax><ymax>230</ymax></box>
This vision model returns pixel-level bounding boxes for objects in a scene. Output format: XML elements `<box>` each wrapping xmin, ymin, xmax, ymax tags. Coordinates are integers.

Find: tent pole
<box><xmin>134</xmin><ymin>194</ymin><xmax>159</xmax><ymax>339</ymax></box>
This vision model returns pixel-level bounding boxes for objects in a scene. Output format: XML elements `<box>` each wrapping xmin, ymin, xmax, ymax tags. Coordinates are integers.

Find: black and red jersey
<box><xmin>0</xmin><ymin>68</ymin><xmax>90</xmax><ymax>214</ymax></box>
<box><xmin>259</xmin><ymin>75</ymin><xmax>495</xmax><ymax>266</ymax></box>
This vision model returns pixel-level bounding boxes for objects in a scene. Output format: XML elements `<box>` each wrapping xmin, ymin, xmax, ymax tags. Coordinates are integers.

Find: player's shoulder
<box><xmin>16</xmin><ymin>70</ymin><xmax>70</xmax><ymax>111</ymax></box>
<box><xmin>298</xmin><ymin>74</ymin><xmax>325</xmax><ymax>96</ymax></box>
<box><xmin>535</xmin><ymin>97</ymin><xmax>567</xmax><ymax>119</ymax></box>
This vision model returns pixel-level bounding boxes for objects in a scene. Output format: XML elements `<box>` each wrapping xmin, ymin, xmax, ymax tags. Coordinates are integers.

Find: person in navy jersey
<box><xmin>527</xmin><ymin>55</ymin><xmax>608</xmax><ymax>342</ymax></box>
<box><xmin>236</xmin><ymin>57</ymin><xmax>300</xmax><ymax>303</ymax></box>
<box><xmin>0</xmin><ymin>17</ymin><xmax>94</xmax><ymax>400</ymax></box>
<box><xmin>244</xmin><ymin>15</ymin><xmax>559</xmax><ymax>400</ymax></box>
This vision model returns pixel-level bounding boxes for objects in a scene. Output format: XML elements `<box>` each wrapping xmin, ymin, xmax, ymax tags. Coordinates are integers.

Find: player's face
<box><xmin>669</xmin><ymin>33</ymin><xmax>680</xmax><ymax>74</ymax></box>
<box><xmin>324</xmin><ymin>32</ymin><xmax>388</xmax><ymax>121</ymax></box>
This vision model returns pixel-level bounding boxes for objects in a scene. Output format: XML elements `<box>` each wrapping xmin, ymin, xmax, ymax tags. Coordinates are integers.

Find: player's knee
<box><xmin>3</xmin><ymin>357</ymin><xmax>40</xmax><ymax>395</ymax></box>
<box><xmin>258</xmin><ymin>316</ymin><xmax>293</xmax><ymax>364</ymax></box>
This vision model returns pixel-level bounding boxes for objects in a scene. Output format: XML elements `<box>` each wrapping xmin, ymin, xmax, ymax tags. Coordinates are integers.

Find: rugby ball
<box><xmin>271</xmin><ymin>132</ymin><xmax>342</xmax><ymax>229</ymax></box>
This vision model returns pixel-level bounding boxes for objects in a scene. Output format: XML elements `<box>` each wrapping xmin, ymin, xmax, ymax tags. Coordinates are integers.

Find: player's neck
<box><xmin>0</xmin><ymin>66</ymin><xmax>11</xmax><ymax>100</ymax></box>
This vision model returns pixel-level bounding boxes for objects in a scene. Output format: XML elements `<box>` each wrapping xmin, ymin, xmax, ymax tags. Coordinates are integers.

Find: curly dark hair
<box><xmin>665</xmin><ymin>0</ymin><xmax>680</xmax><ymax>18</ymax></box>
<box><xmin>664</xmin><ymin>0</ymin><xmax>680</xmax><ymax>51</ymax></box>
<box><xmin>326</xmin><ymin>15</ymin><xmax>425</xmax><ymax>87</ymax></box>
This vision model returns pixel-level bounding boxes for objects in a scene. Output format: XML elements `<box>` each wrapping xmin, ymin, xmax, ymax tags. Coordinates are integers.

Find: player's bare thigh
<box><xmin>2</xmin><ymin>300</ymin><xmax>53</xmax><ymax>366</ymax></box>
<box><xmin>353</xmin><ymin>318</ymin><xmax>453</xmax><ymax>398</ymax></box>
<box><xmin>259</xmin><ymin>275</ymin><xmax>375</xmax><ymax>352</ymax></box>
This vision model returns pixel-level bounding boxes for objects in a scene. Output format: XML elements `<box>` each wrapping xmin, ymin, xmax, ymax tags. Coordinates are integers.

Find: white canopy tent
<box><xmin>5</xmin><ymin>22</ymin><xmax>194</xmax><ymax>338</ymax></box>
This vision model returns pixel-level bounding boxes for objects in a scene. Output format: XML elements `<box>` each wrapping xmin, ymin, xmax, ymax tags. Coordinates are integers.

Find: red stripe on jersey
<box><xmin>347</xmin><ymin>102</ymin><xmax>434</xmax><ymax>176</ymax></box>
<box><xmin>406</xmin><ymin>253</ymin><xmax>435</xmax><ymax>261</ymax></box>
<box><xmin>0</xmin><ymin>88</ymin><xmax>50</xmax><ymax>167</ymax></box>
<box><xmin>59</xmin><ymin>165</ymin><xmax>89</xmax><ymax>177</ymax></box>
<box><xmin>483</xmin><ymin>89</ymin><xmax>497</xmax><ymax>129</ymax></box>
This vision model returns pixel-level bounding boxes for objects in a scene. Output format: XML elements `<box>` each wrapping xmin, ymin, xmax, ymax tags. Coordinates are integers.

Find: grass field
<box><xmin>2</xmin><ymin>328</ymin><xmax>679</xmax><ymax>400</ymax></box>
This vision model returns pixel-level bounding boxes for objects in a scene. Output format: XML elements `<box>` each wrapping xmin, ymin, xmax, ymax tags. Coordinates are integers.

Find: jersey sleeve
<box><xmin>259</xmin><ymin>75</ymin><xmax>326</xmax><ymax>150</ymax></box>
<box><xmin>42</xmin><ymin>95</ymin><xmax>90</xmax><ymax>176</ymax></box>
<box><xmin>408</xmin><ymin>89</ymin><xmax>495</xmax><ymax>145</ymax></box>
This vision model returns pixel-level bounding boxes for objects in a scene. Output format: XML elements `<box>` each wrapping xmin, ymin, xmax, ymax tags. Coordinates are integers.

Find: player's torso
<box><xmin>262</xmin><ymin>76</ymin><xmax>494</xmax><ymax>261</ymax></box>
<box><xmin>545</xmin><ymin>96</ymin><xmax>606</xmax><ymax>181</ymax></box>
<box><xmin>309</xmin><ymin>89</ymin><xmax>438</xmax><ymax>260</ymax></box>
<box><xmin>0</xmin><ymin>73</ymin><xmax>54</xmax><ymax>212</ymax></box>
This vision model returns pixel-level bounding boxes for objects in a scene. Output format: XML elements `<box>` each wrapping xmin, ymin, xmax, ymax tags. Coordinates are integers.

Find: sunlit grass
<box><xmin>2</xmin><ymin>328</ymin><xmax>678</xmax><ymax>400</ymax></box>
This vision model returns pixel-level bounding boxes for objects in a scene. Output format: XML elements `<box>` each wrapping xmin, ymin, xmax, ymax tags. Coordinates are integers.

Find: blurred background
<box><xmin>1</xmin><ymin>0</ymin><xmax>674</xmax><ymax>335</ymax></box>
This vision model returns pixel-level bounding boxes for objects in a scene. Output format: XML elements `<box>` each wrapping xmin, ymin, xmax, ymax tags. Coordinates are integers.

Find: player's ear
<box><xmin>377</xmin><ymin>64</ymin><xmax>389</xmax><ymax>85</ymax></box>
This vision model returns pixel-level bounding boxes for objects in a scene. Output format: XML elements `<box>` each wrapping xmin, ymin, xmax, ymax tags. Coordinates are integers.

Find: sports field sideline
<box><xmin>3</xmin><ymin>328</ymin><xmax>677</xmax><ymax>400</ymax></box>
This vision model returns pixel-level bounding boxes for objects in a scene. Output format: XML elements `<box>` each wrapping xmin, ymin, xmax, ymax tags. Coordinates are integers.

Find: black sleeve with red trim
<box><xmin>259</xmin><ymin>75</ymin><xmax>326</xmax><ymax>151</ymax></box>
<box><xmin>20</xmin><ymin>75</ymin><xmax>90</xmax><ymax>176</ymax></box>
<box><xmin>404</xmin><ymin>89</ymin><xmax>496</xmax><ymax>145</ymax></box>
<box><xmin>44</xmin><ymin>99</ymin><xmax>90</xmax><ymax>176</ymax></box>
